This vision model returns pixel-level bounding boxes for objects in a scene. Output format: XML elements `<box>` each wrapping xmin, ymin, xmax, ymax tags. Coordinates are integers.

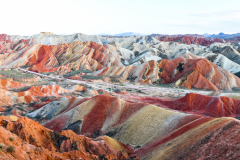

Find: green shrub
<box><xmin>6</xmin><ymin>145</ymin><xmax>15</xmax><ymax>153</ymax></box>
<box><xmin>136</xmin><ymin>145</ymin><xmax>141</xmax><ymax>148</ymax></box>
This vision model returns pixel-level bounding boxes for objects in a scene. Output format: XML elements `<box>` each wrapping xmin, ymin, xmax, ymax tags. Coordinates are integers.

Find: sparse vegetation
<box><xmin>136</xmin><ymin>145</ymin><xmax>141</xmax><ymax>148</ymax></box>
<box><xmin>81</xmin><ymin>75</ymin><xmax>104</xmax><ymax>80</ymax></box>
<box><xmin>9</xmin><ymin>137</ymin><xmax>14</xmax><ymax>141</ymax></box>
<box><xmin>136</xmin><ymin>89</ymin><xmax>145</xmax><ymax>94</ymax></box>
<box><xmin>6</xmin><ymin>145</ymin><xmax>15</xmax><ymax>153</ymax></box>
<box><xmin>0</xmin><ymin>70</ymin><xmax>34</xmax><ymax>79</ymax></box>
<box><xmin>230</xmin><ymin>95</ymin><xmax>240</xmax><ymax>100</ymax></box>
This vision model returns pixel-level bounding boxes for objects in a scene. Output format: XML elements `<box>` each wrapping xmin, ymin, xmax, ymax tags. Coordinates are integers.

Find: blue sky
<box><xmin>0</xmin><ymin>0</ymin><xmax>240</xmax><ymax>35</ymax></box>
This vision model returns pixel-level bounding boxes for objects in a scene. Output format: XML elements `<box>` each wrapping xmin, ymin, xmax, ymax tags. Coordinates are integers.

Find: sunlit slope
<box><xmin>28</xmin><ymin>95</ymin><xmax>240</xmax><ymax>159</ymax></box>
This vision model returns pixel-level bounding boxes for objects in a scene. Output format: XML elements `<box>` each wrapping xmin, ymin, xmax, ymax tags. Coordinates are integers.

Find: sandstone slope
<box><xmin>27</xmin><ymin>95</ymin><xmax>240</xmax><ymax>160</ymax></box>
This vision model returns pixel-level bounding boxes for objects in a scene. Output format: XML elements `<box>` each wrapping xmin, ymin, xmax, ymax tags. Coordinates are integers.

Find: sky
<box><xmin>0</xmin><ymin>0</ymin><xmax>240</xmax><ymax>36</ymax></box>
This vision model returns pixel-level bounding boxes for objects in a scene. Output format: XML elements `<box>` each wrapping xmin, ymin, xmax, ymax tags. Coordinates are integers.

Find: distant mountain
<box><xmin>100</xmin><ymin>32</ymin><xmax>146</xmax><ymax>36</ymax></box>
<box><xmin>204</xmin><ymin>33</ymin><xmax>240</xmax><ymax>39</ymax></box>
<box><xmin>203</xmin><ymin>33</ymin><xmax>211</xmax><ymax>37</ymax></box>
<box><xmin>114</xmin><ymin>32</ymin><xmax>146</xmax><ymax>36</ymax></box>
<box><xmin>151</xmin><ymin>34</ymin><xmax>205</xmax><ymax>38</ymax></box>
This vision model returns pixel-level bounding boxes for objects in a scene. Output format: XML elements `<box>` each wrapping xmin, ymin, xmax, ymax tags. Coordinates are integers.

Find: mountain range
<box><xmin>99</xmin><ymin>32</ymin><xmax>146</xmax><ymax>37</ymax></box>
<box><xmin>204</xmin><ymin>32</ymin><xmax>240</xmax><ymax>38</ymax></box>
<box><xmin>1</xmin><ymin>32</ymin><xmax>240</xmax><ymax>159</ymax></box>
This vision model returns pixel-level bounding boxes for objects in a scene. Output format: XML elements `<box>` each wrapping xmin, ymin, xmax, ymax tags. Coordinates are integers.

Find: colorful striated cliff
<box><xmin>26</xmin><ymin>95</ymin><xmax>240</xmax><ymax>160</ymax></box>
<box><xmin>0</xmin><ymin>41</ymin><xmax>123</xmax><ymax>72</ymax></box>
<box><xmin>158</xmin><ymin>57</ymin><xmax>240</xmax><ymax>90</ymax></box>
<box><xmin>1</xmin><ymin>32</ymin><xmax>240</xmax><ymax>159</ymax></box>
<box><xmin>122</xmin><ymin>93</ymin><xmax>240</xmax><ymax>117</ymax></box>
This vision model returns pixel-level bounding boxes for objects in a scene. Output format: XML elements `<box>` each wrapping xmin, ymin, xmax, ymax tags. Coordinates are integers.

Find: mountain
<box><xmin>205</xmin><ymin>32</ymin><xmax>240</xmax><ymax>39</ymax></box>
<box><xmin>101</xmin><ymin>32</ymin><xmax>146</xmax><ymax>37</ymax></box>
<box><xmin>28</xmin><ymin>94</ymin><xmax>240</xmax><ymax>160</ymax></box>
<box><xmin>1</xmin><ymin>33</ymin><xmax>240</xmax><ymax>88</ymax></box>
<box><xmin>152</xmin><ymin>34</ymin><xmax>206</xmax><ymax>38</ymax></box>
<box><xmin>203</xmin><ymin>33</ymin><xmax>212</xmax><ymax>37</ymax></box>
<box><xmin>2</xmin><ymin>32</ymin><xmax>240</xmax><ymax>159</ymax></box>
<box><xmin>114</xmin><ymin>32</ymin><xmax>146</xmax><ymax>36</ymax></box>
<box><xmin>0</xmin><ymin>115</ymin><xmax>133</xmax><ymax>159</ymax></box>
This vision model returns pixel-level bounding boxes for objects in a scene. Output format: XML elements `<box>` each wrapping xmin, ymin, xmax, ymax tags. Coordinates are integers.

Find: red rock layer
<box><xmin>158</xmin><ymin>35</ymin><xmax>228</xmax><ymax>46</ymax></box>
<box><xmin>43</xmin><ymin>95</ymin><xmax>149</xmax><ymax>135</ymax></box>
<box><xmin>125</xmin><ymin>93</ymin><xmax>240</xmax><ymax>117</ymax></box>
<box><xmin>0</xmin><ymin>40</ymin><xmax>123</xmax><ymax>73</ymax></box>
<box><xmin>32</xmin><ymin>95</ymin><xmax>240</xmax><ymax>160</ymax></box>
<box><xmin>0</xmin><ymin>35</ymin><xmax>32</xmax><ymax>54</ymax></box>
<box><xmin>0</xmin><ymin>78</ymin><xmax>87</xmax><ymax>108</ymax></box>
<box><xmin>88</xmin><ymin>57</ymin><xmax>240</xmax><ymax>89</ymax></box>
<box><xmin>0</xmin><ymin>79</ymin><xmax>28</xmax><ymax>90</ymax></box>
<box><xmin>158</xmin><ymin>57</ymin><xmax>240</xmax><ymax>90</ymax></box>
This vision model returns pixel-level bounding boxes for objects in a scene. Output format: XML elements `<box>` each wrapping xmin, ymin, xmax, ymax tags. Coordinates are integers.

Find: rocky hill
<box><xmin>1</xmin><ymin>32</ymin><xmax>240</xmax><ymax>159</ymax></box>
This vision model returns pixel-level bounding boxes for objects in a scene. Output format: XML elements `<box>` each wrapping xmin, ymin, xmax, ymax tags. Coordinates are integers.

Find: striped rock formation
<box><xmin>88</xmin><ymin>60</ymin><xmax>159</xmax><ymax>84</ymax></box>
<box><xmin>0</xmin><ymin>34</ymin><xmax>33</xmax><ymax>54</ymax></box>
<box><xmin>121</xmin><ymin>93</ymin><xmax>240</xmax><ymax>117</ymax></box>
<box><xmin>89</xmin><ymin>57</ymin><xmax>240</xmax><ymax>90</ymax></box>
<box><xmin>14</xmin><ymin>84</ymin><xmax>70</xmax><ymax>103</ymax></box>
<box><xmin>0</xmin><ymin>79</ymin><xmax>28</xmax><ymax>90</ymax></box>
<box><xmin>179</xmin><ymin>53</ymin><xmax>240</xmax><ymax>74</ymax></box>
<box><xmin>156</xmin><ymin>35</ymin><xmax>236</xmax><ymax>46</ymax></box>
<box><xmin>0</xmin><ymin>78</ymin><xmax>87</xmax><ymax>106</ymax></box>
<box><xmin>0</xmin><ymin>116</ymin><xmax>134</xmax><ymax>160</ymax></box>
<box><xmin>158</xmin><ymin>57</ymin><xmax>240</xmax><ymax>90</ymax></box>
<box><xmin>209</xmin><ymin>43</ymin><xmax>240</xmax><ymax>65</ymax></box>
<box><xmin>1</xmin><ymin>34</ymin><xmax>240</xmax><ymax>90</ymax></box>
<box><xmin>0</xmin><ymin>41</ymin><xmax>124</xmax><ymax>73</ymax></box>
<box><xmin>27</xmin><ymin>95</ymin><xmax>240</xmax><ymax>160</ymax></box>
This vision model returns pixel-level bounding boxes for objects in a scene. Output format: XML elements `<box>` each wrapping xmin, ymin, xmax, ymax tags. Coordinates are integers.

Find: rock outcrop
<box><xmin>27</xmin><ymin>95</ymin><xmax>240</xmax><ymax>160</ymax></box>
<box><xmin>158</xmin><ymin>57</ymin><xmax>240</xmax><ymax>90</ymax></box>
<box><xmin>0</xmin><ymin>116</ymin><xmax>134</xmax><ymax>160</ymax></box>
<box><xmin>125</xmin><ymin>93</ymin><xmax>240</xmax><ymax>117</ymax></box>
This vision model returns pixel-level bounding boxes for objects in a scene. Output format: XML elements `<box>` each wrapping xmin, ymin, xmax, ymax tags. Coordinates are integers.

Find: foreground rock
<box><xmin>0</xmin><ymin>116</ymin><xmax>134</xmax><ymax>160</ymax></box>
<box><xmin>27</xmin><ymin>95</ymin><xmax>240</xmax><ymax>160</ymax></box>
